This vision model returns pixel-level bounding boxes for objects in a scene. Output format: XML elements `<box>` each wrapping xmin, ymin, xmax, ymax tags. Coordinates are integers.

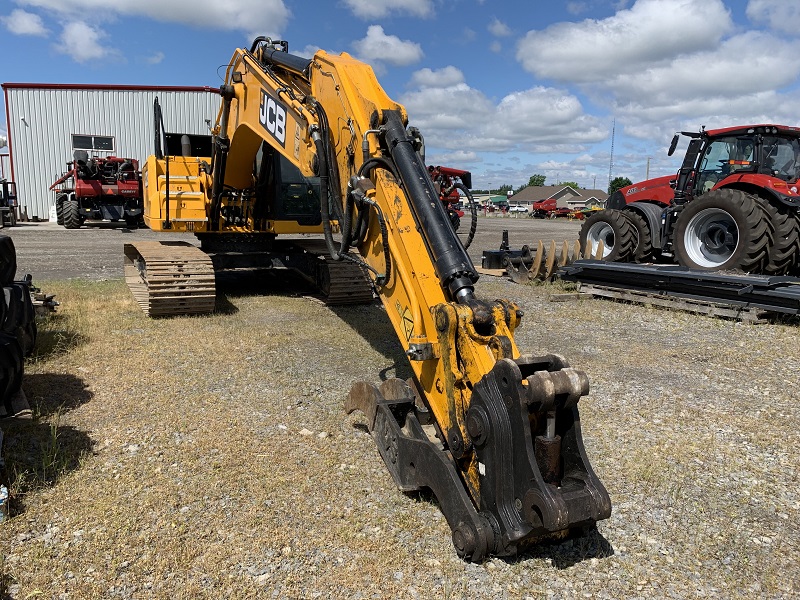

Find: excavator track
<box><xmin>125</xmin><ymin>239</ymin><xmax>373</xmax><ymax>317</ymax></box>
<box><xmin>315</xmin><ymin>253</ymin><xmax>374</xmax><ymax>305</ymax></box>
<box><xmin>124</xmin><ymin>241</ymin><xmax>216</xmax><ymax>317</ymax></box>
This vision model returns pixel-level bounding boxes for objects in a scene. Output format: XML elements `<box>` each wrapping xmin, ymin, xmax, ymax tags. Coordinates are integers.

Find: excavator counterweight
<box><xmin>125</xmin><ymin>38</ymin><xmax>611</xmax><ymax>560</ymax></box>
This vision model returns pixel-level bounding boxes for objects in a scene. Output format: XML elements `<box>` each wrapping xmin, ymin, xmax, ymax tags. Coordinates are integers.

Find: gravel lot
<box><xmin>1</xmin><ymin>216</ymin><xmax>798</xmax><ymax>599</ymax></box>
<box><xmin>2</xmin><ymin>214</ymin><xmax>581</xmax><ymax>281</ymax></box>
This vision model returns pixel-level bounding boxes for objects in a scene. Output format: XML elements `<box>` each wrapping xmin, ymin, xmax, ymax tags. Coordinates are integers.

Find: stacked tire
<box><xmin>0</xmin><ymin>235</ymin><xmax>37</xmax><ymax>417</ymax></box>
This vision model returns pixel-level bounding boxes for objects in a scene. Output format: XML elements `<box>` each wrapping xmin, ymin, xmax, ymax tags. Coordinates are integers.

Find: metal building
<box><xmin>2</xmin><ymin>83</ymin><xmax>221</xmax><ymax>220</ymax></box>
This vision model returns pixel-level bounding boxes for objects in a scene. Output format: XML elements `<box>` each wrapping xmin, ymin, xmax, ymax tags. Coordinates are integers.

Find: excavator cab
<box><xmin>255</xmin><ymin>144</ymin><xmax>322</xmax><ymax>226</ymax></box>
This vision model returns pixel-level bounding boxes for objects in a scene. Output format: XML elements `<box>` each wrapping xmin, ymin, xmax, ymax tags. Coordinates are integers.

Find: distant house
<box><xmin>509</xmin><ymin>185</ymin><xmax>608</xmax><ymax>211</ymax></box>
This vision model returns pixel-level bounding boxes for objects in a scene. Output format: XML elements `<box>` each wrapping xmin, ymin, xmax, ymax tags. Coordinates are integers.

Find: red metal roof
<box><xmin>2</xmin><ymin>83</ymin><xmax>219</xmax><ymax>93</ymax></box>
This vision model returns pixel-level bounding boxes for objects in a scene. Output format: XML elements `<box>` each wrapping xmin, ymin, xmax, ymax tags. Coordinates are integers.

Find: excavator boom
<box><xmin>126</xmin><ymin>38</ymin><xmax>610</xmax><ymax>560</ymax></box>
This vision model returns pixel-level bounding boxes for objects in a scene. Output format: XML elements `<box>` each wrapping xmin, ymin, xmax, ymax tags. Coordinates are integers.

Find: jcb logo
<box><xmin>259</xmin><ymin>90</ymin><xmax>287</xmax><ymax>146</ymax></box>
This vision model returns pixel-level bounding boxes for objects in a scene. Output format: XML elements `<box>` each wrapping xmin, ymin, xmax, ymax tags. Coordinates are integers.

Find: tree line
<box><xmin>473</xmin><ymin>174</ymin><xmax>632</xmax><ymax>195</ymax></box>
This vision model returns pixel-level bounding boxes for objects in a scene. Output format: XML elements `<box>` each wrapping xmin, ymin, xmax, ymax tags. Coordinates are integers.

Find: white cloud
<box><xmin>488</xmin><ymin>18</ymin><xmax>511</xmax><ymax>37</ymax></box>
<box><xmin>58</xmin><ymin>21</ymin><xmax>114</xmax><ymax>63</ymax></box>
<box><xmin>409</xmin><ymin>66</ymin><xmax>465</xmax><ymax>89</ymax></box>
<box><xmin>746</xmin><ymin>0</ymin><xmax>800</xmax><ymax>35</ymax></box>
<box><xmin>1</xmin><ymin>8</ymin><xmax>48</xmax><ymax>35</ymax></box>
<box><xmin>145</xmin><ymin>51</ymin><xmax>164</xmax><ymax>65</ymax></box>
<box><xmin>490</xmin><ymin>41</ymin><xmax>502</xmax><ymax>53</ymax></box>
<box><xmin>516</xmin><ymin>0</ymin><xmax>733</xmax><ymax>83</ymax></box>
<box><xmin>566</xmin><ymin>2</ymin><xmax>588</xmax><ymax>15</ymax></box>
<box><xmin>514</xmin><ymin>0</ymin><xmax>800</xmax><ymax>149</ymax></box>
<box><xmin>18</xmin><ymin>0</ymin><xmax>290</xmax><ymax>37</ymax></box>
<box><xmin>342</xmin><ymin>0</ymin><xmax>433</xmax><ymax>19</ymax></box>
<box><xmin>297</xmin><ymin>45</ymin><xmax>322</xmax><ymax>59</ymax></box>
<box><xmin>401</xmin><ymin>78</ymin><xmax>606</xmax><ymax>154</ymax></box>
<box><xmin>595</xmin><ymin>29</ymin><xmax>800</xmax><ymax>141</ymax></box>
<box><xmin>352</xmin><ymin>25</ymin><xmax>423</xmax><ymax>67</ymax></box>
<box><xmin>606</xmin><ymin>32</ymin><xmax>800</xmax><ymax>106</ymax></box>
<box><xmin>426</xmin><ymin>150</ymin><xmax>481</xmax><ymax>166</ymax></box>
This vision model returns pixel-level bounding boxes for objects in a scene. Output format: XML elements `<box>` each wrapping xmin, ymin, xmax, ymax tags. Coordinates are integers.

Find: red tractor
<box><xmin>581</xmin><ymin>124</ymin><xmax>800</xmax><ymax>274</ymax></box>
<box><xmin>50</xmin><ymin>151</ymin><xmax>144</xmax><ymax>229</ymax></box>
<box><xmin>427</xmin><ymin>165</ymin><xmax>478</xmax><ymax>248</ymax></box>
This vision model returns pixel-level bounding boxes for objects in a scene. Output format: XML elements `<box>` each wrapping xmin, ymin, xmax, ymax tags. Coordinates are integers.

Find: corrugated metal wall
<box><xmin>4</xmin><ymin>86</ymin><xmax>221</xmax><ymax>219</ymax></box>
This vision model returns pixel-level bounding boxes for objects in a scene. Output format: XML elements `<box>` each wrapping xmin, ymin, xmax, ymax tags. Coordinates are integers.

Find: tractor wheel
<box><xmin>622</xmin><ymin>209</ymin><xmax>654</xmax><ymax>263</ymax></box>
<box><xmin>0</xmin><ymin>235</ymin><xmax>17</xmax><ymax>287</ymax></box>
<box><xmin>56</xmin><ymin>194</ymin><xmax>67</xmax><ymax>226</ymax></box>
<box><xmin>758</xmin><ymin>200</ymin><xmax>800</xmax><ymax>275</ymax></box>
<box><xmin>0</xmin><ymin>330</ymin><xmax>24</xmax><ymax>416</ymax></box>
<box><xmin>579</xmin><ymin>209</ymin><xmax>636</xmax><ymax>261</ymax></box>
<box><xmin>63</xmin><ymin>198</ymin><xmax>81</xmax><ymax>229</ymax></box>
<box><xmin>673</xmin><ymin>189</ymin><xmax>771</xmax><ymax>272</ymax></box>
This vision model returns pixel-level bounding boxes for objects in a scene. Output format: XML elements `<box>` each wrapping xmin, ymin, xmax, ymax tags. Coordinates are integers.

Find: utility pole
<box><xmin>608</xmin><ymin>119</ymin><xmax>615</xmax><ymax>189</ymax></box>
<box><xmin>646</xmin><ymin>157</ymin><xmax>651</xmax><ymax>180</ymax></box>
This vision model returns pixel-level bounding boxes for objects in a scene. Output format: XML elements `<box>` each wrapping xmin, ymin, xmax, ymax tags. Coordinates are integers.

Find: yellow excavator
<box><xmin>124</xmin><ymin>38</ymin><xmax>610</xmax><ymax>561</ymax></box>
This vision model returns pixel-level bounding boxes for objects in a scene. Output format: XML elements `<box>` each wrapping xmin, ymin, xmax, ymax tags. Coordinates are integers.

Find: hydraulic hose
<box><xmin>446</xmin><ymin>182</ymin><xmax>478</xmax><ymax>250</ymax></box>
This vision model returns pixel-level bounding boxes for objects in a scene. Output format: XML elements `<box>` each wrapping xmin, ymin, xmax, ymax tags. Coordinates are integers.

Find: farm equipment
<box><xmin>50</xmin><ymin>152</ymin><xmax>144</xmax><ymax>229</ymax></box>
<box><xmin>0</xmin><ymin>179</ymin><xmax>18</xmax><ymax>227</ymax></box>
<box><xmin>124</xmin><ymin>38</ymin><xmax>610</xmax><ymax>560</ymax></box>
<box><xmin>482</xmin><ymin>230</ymin><xmax>600</xmax><ymax>284</ymax></box>
<box><xmin>528</xmin><ymin>199</ymin><xmax>588</xmax><ymax>220</ymax></box>
<box><xmin>428</xmin><ymin>165</ymin><xmax>478</xmax><ymax>248</ymax></box>
<box><xmin>582</xmin><ymin>124</ymin><xmax>800</xmax><ymax>273</ymax></box>
<box><xmin>0</xmin><ymin>234</ymin><xmax>46</xmax><ymax>418</ymax></box>
<box><xmin>529</xmin><ymin>198</ymin><xmax>556</xmax><ymax>219</ymax></box>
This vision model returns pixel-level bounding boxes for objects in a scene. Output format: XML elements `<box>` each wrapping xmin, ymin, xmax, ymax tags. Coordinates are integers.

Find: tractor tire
<box><xmin>758</xmin><ymin>200</ymin><xmax>800</xmax><ymax>275</ymax></box>
<box><xmin>0</xmin><ymin>235</ymin><xmax>17</xmax><ymax>287</ymax></box>
<box><xmin>0</xmin><ymin>331</ymin><xmax>24</xmax><ymax>416</ymax></box>
<box><xmin>579</xmin><ymin>209</ymin><xmax>636</xmax><ymax>261</ymax></box>
<box><xmin>622</xmin><ymin>209</ymin><xmax>654</xmax><ymax>263</ymax></box>
<box><xmin>63</xmin><ymin>198</ymin><xmax>81</xmax><ymax>229</ymax></box>
<box><xmin>673</xmin><ymin>189</ymin><xmax>771</xmax><ymax>272</ymax></box>
<box><xmin>3</xmin><ymin>284</ymin><xmax>37</xmax><ymax>356</ymax></box>
<box><xmin>56</xmin><ymin>194</ymin><xmax>66</xmax><ymax>226</ymax></box>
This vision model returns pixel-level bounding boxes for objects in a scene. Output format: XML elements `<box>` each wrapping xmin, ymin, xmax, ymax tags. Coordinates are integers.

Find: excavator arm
<box><xmin>135</xmin><ymin>39</ymin><xmax>611</xmax><ymax>560</ymax></box>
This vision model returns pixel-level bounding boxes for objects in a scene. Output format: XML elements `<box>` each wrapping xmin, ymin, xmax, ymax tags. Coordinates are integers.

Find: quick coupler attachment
<box><xmin>344</xmin><ymin>359</ymin><xmax>611</xmax><ymax>561</ymax></box>
<box><xmin>345</xmin><ymin>378</ymin><xmax>497</xmax><ymax>562</ymax></box>
<box><xmin>467</xmin><ymin>355</ymin><xmax>611</xmax><ymax>555</ymax></box>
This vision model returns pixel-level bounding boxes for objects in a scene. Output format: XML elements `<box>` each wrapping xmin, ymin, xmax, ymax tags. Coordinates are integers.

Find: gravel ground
<box><xmin>2</xmin><ymin>214</ymin><xmax>580</xmax><ymax>281</ymax></box>
<box><xmin>1</xmin><ymin>217</ymin><xmax>798</xmax><ymax>599</ymax></box>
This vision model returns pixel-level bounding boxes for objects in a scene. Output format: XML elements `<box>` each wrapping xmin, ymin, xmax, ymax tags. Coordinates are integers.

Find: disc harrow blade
<box><xmin>504</xmin><ymin>239</ymin><xmax>594</xmax><ymax>283</ymax></box>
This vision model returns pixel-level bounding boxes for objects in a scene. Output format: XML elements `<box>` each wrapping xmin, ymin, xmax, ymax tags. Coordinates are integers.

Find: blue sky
<box><xmin>2</xmin><ymin>0</ymin><xmax>800</xmax><ymax>191</ymax></box>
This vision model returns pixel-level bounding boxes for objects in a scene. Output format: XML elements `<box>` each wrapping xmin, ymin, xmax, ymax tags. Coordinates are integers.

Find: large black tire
<box><xmin>579</xmin><ymin>209</ymin><xmax>636</xmax><ymax>261</ymax></box>
<box><xmin>622</xmin><ymin>209</ymin><xmax>654</xmax><ymax>263</ymax></box>
<box><xmin>673</xmin><ymin>189</ymin><xmax>771</xmax><ymax>272</ymax></box>
<box><xmin>3</xmin><ymin>284</ymin><xmax>36</xmax><ymax>356</ymax></box>
<box><xmin>0</xmin><ymin>331</ymin><xmax>24</xmax><ymax>416</ymax></box>
<box><xmin>758</xmin><ymin>200</ymin><xmax>800</xmax><ymax>275</ymax></box>
<box><xmin>56</xmin><ymin>194</ymin><xmax>66</xmax><ymax>226</ymax></box>
<box><xmin>63</xmin><ymin>197</ymin><xmax>81</xmax><ymax>229</ymax></box>
<box><xmin>0</xmin><ymin>235</ymin><xmax>16</xmax><ymax>287</ymax></box>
